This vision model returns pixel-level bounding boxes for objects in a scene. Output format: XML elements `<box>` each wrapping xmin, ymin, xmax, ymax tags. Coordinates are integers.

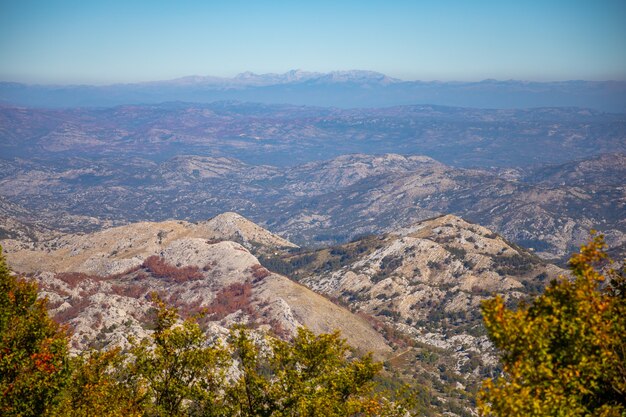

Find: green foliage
<box><xmin>123</xmin><ymin>295</ymin><xmax>231</xmax><ymax>417</ymax></box>
<box><xmin>53</xmin><ymin>349</ymin><xmax>143</xmax><ymax>417</ymax></box>
<box><xmin>0</xmin><ymin>245</ymin><xmax>70</xmax><ymax>416</ymax></box>
<box><xmin>479</xmin><ymin>234</ymin><xmax>626</xmax><ymax>416</ymax></box>
<box><xmin>0</xmin><ymin>244</ymin><xmax>424</xmax><ymax>416</ymax></box>
<box><xmin>227</xmin><ymin>326</ymin><xmax>396</xmax><ymax>416</ymax></box>
<box><xmin>258</xmin><ymin>253</ymin><xmax>317</xmax><ymax>278</ymax></box>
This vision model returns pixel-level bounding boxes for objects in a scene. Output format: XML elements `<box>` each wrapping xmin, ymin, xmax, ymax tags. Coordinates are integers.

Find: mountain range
<box><xmin>2</xmin><ymin>70</ymin><xmax>625</xmax><ymax>111</ymax></box>
<box><xmin>1</xmin><ymin>71</ymin><xmax>624</xmax><ymax>415</ymax></box>
<box><xmin>2</xmin><ymin>101</ymin><xmax>624</xmax><ymax>167</ymax></box>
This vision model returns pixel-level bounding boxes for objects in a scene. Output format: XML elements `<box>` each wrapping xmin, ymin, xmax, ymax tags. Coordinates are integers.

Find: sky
<box><xmin>0</xmin><ymin>0</ymin><xmax>625</xmax><ymax>84</ymax></box>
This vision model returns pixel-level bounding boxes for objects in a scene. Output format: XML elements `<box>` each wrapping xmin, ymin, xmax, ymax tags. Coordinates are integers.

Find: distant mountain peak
<box><xmin>234</xmin><ymin>71</ymin><xmax>258</xmax><ymax>79</ymax></box>
<box><xmin>171</xmin><ymin>69</ymin><xmax>402</xmax><ymax>87</ymax></box>
<box><xmin>2</xmin><ymin>73</ymin><xmax>625</xmax><ymax>111</ymax></box>
<box><xmin>321</xmin><ymin>70</ymin><xmax>401</xmax><ymax>84</ymax></box>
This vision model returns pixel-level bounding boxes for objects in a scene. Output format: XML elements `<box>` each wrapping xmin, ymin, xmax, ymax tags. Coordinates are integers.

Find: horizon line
<box><xmin>1</xmin><ymin>69</ymin><xmax>625</xmax><ymax>87</ymax></box>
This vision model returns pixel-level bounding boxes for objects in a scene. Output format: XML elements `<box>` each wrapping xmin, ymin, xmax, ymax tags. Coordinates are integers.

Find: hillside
<box><xmin>2</xmin><ymin>216</ymin><xmax>389</xmax><ymax>358</ymax></box>
<box><xmin>266</xmin><ymin>214</ymin><xmax>561</xmax><ymax>353</ymax></box>
<box><xmin>1</xmin><ymin>212</ymin><xmax>567</xmax><ymax>415</ymax></box>
<box><xmin>258</xmin><ymin>214</ymin><xmax>564</xmax><ymax>413</ymax></box>
<box><xmin>2</xmin><ymin>103</ymin><xmax>624</xmax><ymax>167</ymax></box>
<box><xmin>268</xmin><ymin>153</ymin><xmax>625</xmax><ymax>260</ymax></box>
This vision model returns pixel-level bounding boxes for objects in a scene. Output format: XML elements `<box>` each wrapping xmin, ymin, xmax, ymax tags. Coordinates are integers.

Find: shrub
<box><xmin>55</xmin><ymin>272</ymin><xmax>98</xmax><ymax>288</ymax></box>
<box><xmin>205</xmin><ymin>282</ymin><xmax>254</xmax><ymax>320</ymax></box>
<box><xmin>446</xmin><ymin>246</ymin><xmax>467</xmax><ymax>260</ymax></box>
<box><xmin>479</xmin><ymin>234</ymin><xmax>626</xmax><ymax>416</ymax></box>
<box><xmin>142</xmin><ymin>255</ymin><xmax>204</xmax><ymax>283</ymax></box>
<box><xmin>250</xmin><ymin>264</ymin><xmax>271</xmax><ymax>281</ymax></box>
<box><xmin>491</xmin><ymin>253</ymin><xmax>533</xmax><ymax>276</ymax></box>
<box><xmin>0</xmin><ymin>246</ymin><xmax>70</xmax><ymax>416</ymax></box>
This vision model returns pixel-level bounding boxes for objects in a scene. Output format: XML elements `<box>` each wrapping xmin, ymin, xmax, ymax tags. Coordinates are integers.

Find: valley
<box><xmin>2</xmin><ymin>0</ymin><xmax>625</xmax><ymax>413</ymax></box>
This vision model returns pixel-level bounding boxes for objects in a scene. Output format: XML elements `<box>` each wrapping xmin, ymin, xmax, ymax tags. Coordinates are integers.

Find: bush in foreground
<box><xmin>479</xmin><ymin>234</ymin><xmax>626</xmax><ymax>416</ymax></box>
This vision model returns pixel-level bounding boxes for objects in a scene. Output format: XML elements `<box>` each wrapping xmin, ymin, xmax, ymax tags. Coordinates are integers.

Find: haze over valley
<box><xmin>1</xmin><ymin>75</ymin><xmax>625</xmax><ymax>417</ymax></box>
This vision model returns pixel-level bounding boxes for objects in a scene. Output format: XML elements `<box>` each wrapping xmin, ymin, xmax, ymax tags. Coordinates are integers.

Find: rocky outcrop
<box><xmin>299</xmin><ymin>214</ymin><xmax>561</xmax><ymax>324</ymax></box>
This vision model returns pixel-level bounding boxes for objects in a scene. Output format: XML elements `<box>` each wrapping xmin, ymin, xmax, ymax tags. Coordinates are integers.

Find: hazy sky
<box><xmin>1</xmin><ymin>0</ymin><xmax>625</xmax><ymax>84</ymax></box>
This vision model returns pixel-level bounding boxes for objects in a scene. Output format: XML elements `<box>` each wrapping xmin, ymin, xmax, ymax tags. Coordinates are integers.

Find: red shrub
<box><xmin>54</xmin><ymin>297</ymin><xmax>91</xmax><ymax>325</ymax></box>
<box><xmin>110</xmin><ymin>284</ymin><xmax>148</xmax><ymax>299</ymax></box>
<box><xmin>46</xmin><ymin>299</ymin><xmax>65</xmax><ymax>310</ymax></box>
<box><xmin>55</xmin><ymin>272</ymin><xmax>97</xmax><ymax>288</ymax></box>
<box><xmin>205</xmin><ymin>282</ymin><xmax>254</xmax><ymax>320</ymax></box>
<box><xmin>250</xmin><ymin>264</ymin><xmax>271</xmax><ymax>281</ymax></box>
<box><xmin>356</xmin><ymin>311</ymin><xmax>412</xmax><ymax>348</ymax></box>
<box><xmin>55</xmin><ymin>265</ymin><xmax>142</xmax><ymax>288</ymax></box>
<box><xmin>269</xmin><ymin>319</ymin><xmax>291</xmax><ymax>340</ymax></box>
<box><xmin>142</xmin><ymin>256</ymin><xmax>204</xmax><ymax>283</ymax></box>
<box><xmin>108</xmin><ymin>265</ymin><xmax>141</xmax><ymax>280</ymax></box>
<box><xmin>178</xmin><ymin>298</ymin><xmax>204</xmax><ymax>319</ymax></box>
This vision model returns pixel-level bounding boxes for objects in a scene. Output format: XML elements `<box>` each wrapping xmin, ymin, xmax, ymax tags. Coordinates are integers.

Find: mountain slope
<box><xmin>266</xmin><ymin>153</ymin><xmax>625</xmax><ymax>260</ymax></box>
<box><xmin>2</xmin><ymin>212</ymin><xmax>570</xmax><ymax>415</ymax></box>
<box><xmin>3</xmin><ymin>216</ymin><xmax>389</xmax><ymax>357</ymax></box>
<box><xmin>281</xmin><ymin>214</ymin><xmax>561</xmax><ymax>335</ymax></box>
<box><xmin>2</xmin><ymin>213</ymin><xmax>296</xmax><ymax>275</ymax></box>
<box><xmin>258</xmin><ymin>214</ymin><xmax>564</xmax><ymax>414</ymax></box>
<box><xmin>197</xmin><ymin>212</ymin><xmax>297</xmax><ymax>252</ymax></box>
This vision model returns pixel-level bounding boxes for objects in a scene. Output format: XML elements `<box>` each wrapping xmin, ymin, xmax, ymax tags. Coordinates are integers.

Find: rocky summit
<box><xmin>2</xmin><ymin>213</ymin><xmax>388</xmax><ymax>358</ymax></box>
<box><xmin>267</xmin><ymin>214</ymin><xmax>562</xmax><ymax>374</ymax></box>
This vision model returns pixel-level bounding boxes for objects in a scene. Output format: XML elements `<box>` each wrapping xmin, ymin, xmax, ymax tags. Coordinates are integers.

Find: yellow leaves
<box><xmin>478</xmin><ymin>234</ymin><xmax>626</xmax><ymax>416</ymax></box>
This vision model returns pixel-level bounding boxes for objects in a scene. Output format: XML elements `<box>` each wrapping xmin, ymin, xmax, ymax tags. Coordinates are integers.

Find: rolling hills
<box><xmin>1</xmin><ymin>152</ymin><xmax>623</xmax><ymax>261</ymax></box>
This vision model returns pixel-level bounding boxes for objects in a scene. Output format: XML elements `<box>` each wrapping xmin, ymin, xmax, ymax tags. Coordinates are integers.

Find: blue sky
<box><xmin>1</xmin><ymin>0</ymin><xmax>625</xmax><ymax>84</ymax></box>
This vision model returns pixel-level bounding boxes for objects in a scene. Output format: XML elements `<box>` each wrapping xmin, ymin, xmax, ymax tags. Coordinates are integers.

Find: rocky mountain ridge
<box><xmin>2</xmin><ymin>212</ymin><xmax>296</xmax><ymax>274</ymax></box>
<box><xmin>2</xmin><ymin>213</ymin><xmax>388</xmax><ymax>358</ymax></box>
<box><xmin>160</xmin><ymin>69</ymin><xmax>400</xmax><ymax>87</ymax></box>
<box><xmin>267</xmin><ymin>213</ymin><xmax>561</xmax><ymax>361</ymax></box>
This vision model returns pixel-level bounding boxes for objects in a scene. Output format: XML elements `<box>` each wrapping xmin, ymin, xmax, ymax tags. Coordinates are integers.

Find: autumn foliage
<box><xmin>478</xmin><ymin>234</ymin><xmax>626</xmax><ymax>416</ymax></box>
<box><xmin>142</xmin><ymin>255</ymin><xmax>204</xmax><ymax>283</ymax></box>
<box><xmin>205</xmin><ymin>281</ymin><xmax>254</xmax><ymax>320</ymax></box>
<box><xmin>250</xmin><ymin>263</ymin><xmax>271</xmax><ymax>281</ymax></box>
<box><xmin>0</xmin><ymin>246</ymin><xmax>70</xmax><ymax>416</ymax></box>
<box><xmin>0</xmin><ymin>244</ymin><xmax>407</xmax><ymax>416</ymax></box>
<box><xmin>7</xmin><ymin>234</ymin><xmax>621</xmax><ymax>416</ymax></box>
